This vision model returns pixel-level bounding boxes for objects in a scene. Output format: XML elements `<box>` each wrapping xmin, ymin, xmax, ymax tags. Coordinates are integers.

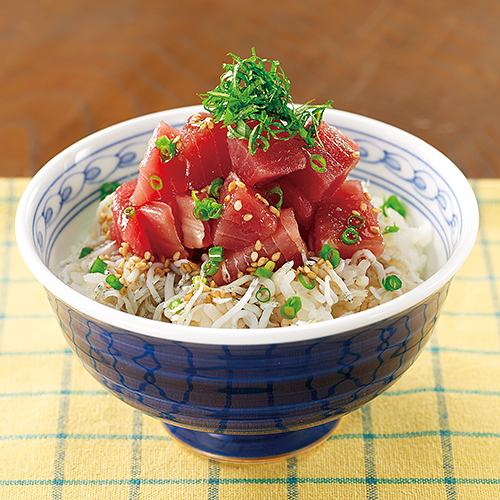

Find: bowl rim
<box><xmin>15</xmin><ymin>106</ymin><xmax>479</xmax><ymax>346</ymax></box>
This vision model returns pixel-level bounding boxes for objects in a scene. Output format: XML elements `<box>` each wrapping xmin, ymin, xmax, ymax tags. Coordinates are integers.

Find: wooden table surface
<box><xmin>1</xmin><ymin>0</ymin><xmax>499</xmax><ymax>178</ymax></box>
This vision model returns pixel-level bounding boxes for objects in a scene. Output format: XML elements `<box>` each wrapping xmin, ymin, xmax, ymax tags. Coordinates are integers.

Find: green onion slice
<box><xmin>124</xmin><ymin>206</ymin><xmax>135</xmax><ymax>218</ymax></box>
<box><xmin>192</xmin><ymin>275</ymin><xmax>208</xmax><ymax>288</ymax></box>
<box><xmin>381</xmin><ymin>195</ymin><xmax>406</xmax><ymax>218</ymax></box>
<box><xmin>201</xmin><ymin>259</ymin><xmax>220</xmax><ymax>277</ymax></box>
<box><xmin>89</xmin><ymin>256</ymin><xmax>108</xmax><ymax>274</ymax></box>
<box><xmin>208</xmin><ymin>177</ymin><xmax>224</xmax><ymax>199</ymax></box>
<box><xmin>208</xmin><ymin>246</ymin><xmax>224</xmax><ymax>262</ymax></box>
<box><xmin>310</xmin><ymin>154</ymin><xmax>327</xmax><ymax>173</ymax></box>
<box><xmin>382</xmin><ymin>274</ymin><xmax>403</xmax><ymax>291</ymax></box>
<box><xmin>347</xmin><ymin>214</ymin><xmax>365</xmax><ymax>228</ymax></box>
<box><xmin>382</xmin><ymin>223</ymin><xmax>400</xmax><ymax>235</ymax></box>
<box><xmin>341</xmin><ymin>228</ymin><xmax>359</xmax><ymax>245</ymax></box>
<box><xmin>266</xmin><ymin>186</ymin><xmax>284</xmax><ymax>209</ymax></box>
<box><xmin>192</xmin><ymin>191</ymin><xmax>223</xmax><ymax>221</ymax></box>
<box><xmin>298</xmin><ymin>273</ymin><xmax>316</xmax><ymax>290</ymax></box>
<box><xmin>318</xmin><ymin>244</ymin><xmax>340</xmax><ymax>268</ymax></box>
<box><xmin>252</xmin><ymin>260</ymin><xmax>276</xmax><ymax>278</ymax></box>
<box><xmin>254</xmin><ymin>267</ymin><xmax>273</xmax><ymax>278</ymax></box>
<box><xmin>105</xmin><ymin>274</ymin><xmax>123</xmax><ymax>290</ymax></box>
<box><xmin>100</xmin><ymin>182</ymin><xmax>120</xmax><ymax>201</ymax></box>
<box><xmin>280</xmin><ymin>296</ymin><xmax>302</xmax><ymax>319</ymax></box>
<box><xmin>169</xmin><ymin>298</ymin><xmax>183</xmax><ymax>310</ymax></box>
<box><xmin>155</xmin><ymin>135</ymin><xmax>178</xmax><ymax>162</ymax></box>
<box><xmin>79</xmin><ymin>247</ymin><xmax>93</xmax><ymax>259</ymax></box>
<box><xmin>149</xmin><ymin>174</ymin><xmax>163</xmax><ymax>191</ymax></box>
<box><xmin>255</xmin><ymin>286</ymin><xmax>271</xmax><ymax>303</ymax></box>
<box><xmin>264</xmin><ymin>260</ymin><xmax>276</xmax><ymax>272</ymax></box>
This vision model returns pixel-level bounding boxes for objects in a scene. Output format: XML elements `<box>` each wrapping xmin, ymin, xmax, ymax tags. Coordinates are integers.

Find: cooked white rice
<box><xmin>58</xmin><ymin>189</ymin><xmax>432</xmax><ymax>329</ymax></box>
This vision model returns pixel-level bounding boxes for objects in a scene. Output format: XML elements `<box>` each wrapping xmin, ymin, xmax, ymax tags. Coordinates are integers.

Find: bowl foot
<box><xmin>162</xmin><ymin>419</ymin><xmax>341</xmax><ymax>463</ymax></box>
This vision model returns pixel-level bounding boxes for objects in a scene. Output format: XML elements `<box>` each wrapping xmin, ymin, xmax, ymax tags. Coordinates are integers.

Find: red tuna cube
<box><xmin>138</xmin><ymin>201</ymin><xmax>189</xmax><ymax>260</ymax></box>
<box><xmin>227</xmin><ymin>132</ymin><xmax>307</xmax><ymax>186</ymax></box>
<box><xmin>130</xmin><ymin>121</ymin><xmax>187</xmax><ymax>207</ymax></box>
<box><xmin>216</xmin><ymin>208</ymin><xmax>307</xmax><ymax>284</ymax></box>
<box><xmin>288</xmin><ymin>121</ymin><xmax>360</xmax><ymax>203</ymax></box>
<box><xmin>111</xmin><ymin>180</ymin><xmax>152</xmax><ymax>258</ymax></box>
<box><xmin>212</xmin><ymin>173</ymin><xmax>279</xmax><ymax>250</ymax></box>
<box><xmin>176</xmin><ymin>193</ymin><xmax>213</xmax><ymax>249</ymax></box>
<box><xmin>309</xmin><ymin>179</ymin><xmax>385</xmax><ymax>259</ymax></box>
<box><xmin>180</xmin><ymin>112</ymin><xmax>232</xmax><ymax>190</ymax></box>
<box><xmin>259</xmin><ymin>176</ymin><xmax>317</xmax><ymax>230</ymax></box>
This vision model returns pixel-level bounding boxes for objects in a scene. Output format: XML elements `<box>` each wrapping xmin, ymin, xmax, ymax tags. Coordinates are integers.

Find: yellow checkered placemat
<box><xmin>1</xmin><ymin>178</ymin><xmax>499</xmax><ymax>500</ymax></box>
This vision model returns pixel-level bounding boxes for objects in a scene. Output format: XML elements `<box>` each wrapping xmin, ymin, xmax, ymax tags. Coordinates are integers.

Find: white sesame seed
<box><xmin>257</xmin><ymin>256</ymin><xmax>268</xmax><ymax>267</ymax></box>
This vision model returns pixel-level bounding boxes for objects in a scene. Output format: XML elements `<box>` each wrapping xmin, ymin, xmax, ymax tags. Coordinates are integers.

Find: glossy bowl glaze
<box><xmin>15</xmin><ymin>106</ymin><xmax>478</xmax><ymax>462</ymax></box>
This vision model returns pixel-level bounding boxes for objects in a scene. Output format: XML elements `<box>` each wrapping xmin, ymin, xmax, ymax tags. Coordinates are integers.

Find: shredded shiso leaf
<box><xmin>200</xmin><ymin>48</ymin><xmax>333</xmax><ymax>154</ymax></box>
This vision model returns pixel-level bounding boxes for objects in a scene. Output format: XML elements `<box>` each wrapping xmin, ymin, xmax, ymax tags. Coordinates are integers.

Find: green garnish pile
<box><xmin>200</xmin><ymin>48</ymin><xmax>332</xmax><ymax>154</ymax></box>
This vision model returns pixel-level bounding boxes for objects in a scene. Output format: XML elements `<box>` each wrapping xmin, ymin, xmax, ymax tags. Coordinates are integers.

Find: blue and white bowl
<box><xmin>15</xmin><ymin>106</ymin><xmax>478</xmax><ymax>462</ymax></box>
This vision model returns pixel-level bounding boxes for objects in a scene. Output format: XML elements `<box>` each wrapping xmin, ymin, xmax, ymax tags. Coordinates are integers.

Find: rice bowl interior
<box><xmin>56</xmin><ymin>181</ymin><xmax>434</xmax><ymax>329</ymax></box>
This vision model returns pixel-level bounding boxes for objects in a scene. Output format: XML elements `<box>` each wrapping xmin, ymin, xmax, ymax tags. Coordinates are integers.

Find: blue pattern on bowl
<box><xmin>45</xmin><ymin>279</ymin><xmax>448</xmax><ymax>431</ymax></box>
<box><xmin>350</xmin><ymin>134</ymin><xmax>461</xmax><ymax>259</ymax></box>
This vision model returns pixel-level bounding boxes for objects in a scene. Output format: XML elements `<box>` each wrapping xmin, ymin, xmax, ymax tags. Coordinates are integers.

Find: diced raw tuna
<box><xmin>176</xmin><ymin>193</ymin><xmax>213</xmax><ymax>249</ymax></box>
<box><xmin>111</xmin><ymin>114</ymin><xmax>368</xmax><ymax>281</ymax></box>
<box><xmin>130</xmin><ymin>121</ymin><xmax>187</xmax><ymax>207</ymax></box>
<box><xmin>112</xmin><ymin>179</ymin><xmax>189</xmax><ymax>260</ymax></box>
<box><xmin>227</xmin><ymin>132</ymin><xmax>307</xmax><ymax>186</ymax></box>
<box><xmin>138</xmin><ymin>201</ymin><xmax>189</xmax><ymax>260</ymax></box>
<box><xmin>212</xmin><ymin>173</ymin><xmax>278</xmax><ymax>250</ymax></box>
<box><xmin>260</xmin><ymin>176</ymin><xmax>317</xmax><ymax>229</ymax></box>
<box><xmin>309</xmin><ymin>180</ymin><xmax>385</xmax><ymax>259</ymax></box>
<box><xmin>208</xmin><ymin>115</ymin><xmax>233</xmax><ymax>173</ymax></box>
<box><xmin>288</xmin><ymin>121</ymin><xmax>360</xmax><ymax>203</ymax></box>
<box><xmin>215</xmin><ymin>208</ymin><xmax>307</xmax><ymax>284</ymax></box>
<box><xmin>110</xmin><ymin>180</ymin><xmax>152</xmax><ymax>258</ymax></box>
<box><xmin>180</xmin><ymin>112</ymin><xmax>232</xmax><ymax>190</ymax></box>
<box><xmin>265</xmin><ymin>207</ymin><xmax>308</xmax><ymax>266</ymax></box>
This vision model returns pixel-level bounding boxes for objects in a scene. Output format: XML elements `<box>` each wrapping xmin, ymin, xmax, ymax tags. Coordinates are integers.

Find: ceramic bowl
<box><xmin>15</xmin><ymin>105</ymin><xmax>478</xmax><ymax>462</ymax></box>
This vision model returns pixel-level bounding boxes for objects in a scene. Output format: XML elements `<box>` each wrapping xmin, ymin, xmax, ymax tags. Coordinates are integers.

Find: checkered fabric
<box><xmin>1</xmin><ymin>178</ymin><xmax>499</xmax><ymax>500</ymax></box>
